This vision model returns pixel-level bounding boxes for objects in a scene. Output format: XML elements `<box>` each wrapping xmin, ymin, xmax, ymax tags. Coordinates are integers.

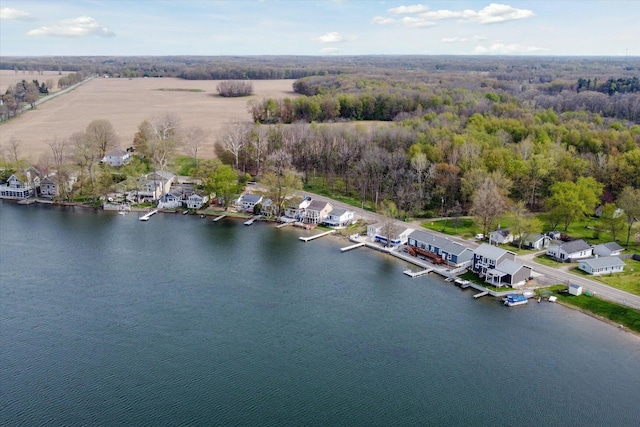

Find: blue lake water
<box><xmin>1</xmin><ymin>202</ymin><xmax>639</xmax><ymax>426</ymax></box>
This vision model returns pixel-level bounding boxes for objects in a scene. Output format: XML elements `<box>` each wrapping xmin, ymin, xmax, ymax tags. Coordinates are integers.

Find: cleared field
<box><xmin>0</xmin><ymin>69</ymin><xmax>64</xmax><ymax>93</ymax></box>
<box><xmin>0</xmin><ymin>75</ymin><xmax>297</xmax><ymax>162</ymax></box>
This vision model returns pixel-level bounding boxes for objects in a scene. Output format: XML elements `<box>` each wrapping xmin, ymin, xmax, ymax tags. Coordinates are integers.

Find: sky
<box><xmin>0</xmin><ymin>1</ymin><xmax>638</xmax><ymax>56</ymax></box>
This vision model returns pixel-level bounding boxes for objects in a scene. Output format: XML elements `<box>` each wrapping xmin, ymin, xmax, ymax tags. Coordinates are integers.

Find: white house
<box><xmin>284</xmin><ymin>197</ymin><xmax>311</xmax><ymax>220</ymax></box>
<box><xmin>301</xmin><ymin>200</ymin><xmax>333</xmax><ymax>225</ymax></box>
<box><xmin>578</xmin><ymin>257</ymin><xmax>625</xmax><ymax>276</ymax></box>
<box><xmin>593</xmin><ymin>242</ymin><xmax>624</xmax><ymax>258</ymax></box>
<box><xmin>158</xmin><ymin>191</ymin><xmax>183</xmax><ymax>209</ymax></box>
<box><xmin>0</xmin><ymin>170</ymin><xmax>41</xmax><ymax>199</ymax></box>
<box><xmin>546</xmin><ymin>239</ymin><xmax>593</xmax><ymax>262</ymax></box>
<box><xmin>323</xmin><ymin>208</ymin><xmax>355</xmax><ymax>228</ymax></box>
<box><xmin>101</xmin><ymin>148</ymin><xmax>131</xmax><ymax>167</ymax></box>
<box><xmin>367</xmin><ymin>223</ymin><xmax>413</xmax><ymax>247</ymax></box>
<box><xmin>489</xmin><ymin>228</ymin><xmax>514</xmax><ymax>245</ymax></box>
<box><xmin>523</xmin><ymin>233</ymin><xmax>551</xmax><ymax>250</ymax></box>
<box><xmin>238</xmin><ymin>193</ymin><xmax>263</xmax><ymax>212</ymax></box>
<box><xmin>186</xmin><ymin>192</ymin><xmax>209</xmax><ymax>210</ymax></box>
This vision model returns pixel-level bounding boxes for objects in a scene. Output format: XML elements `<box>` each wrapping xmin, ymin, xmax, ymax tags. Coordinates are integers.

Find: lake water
<box><xmin>1</xmin><ymin>202</ymin><xmax>639</xmax><ymax>426</ymax></box>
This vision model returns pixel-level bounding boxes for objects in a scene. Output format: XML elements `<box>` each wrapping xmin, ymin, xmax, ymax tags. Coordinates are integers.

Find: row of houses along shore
<box><xmin>3</xmin><ymin>165</ymin><xmax>628</xmax><ymax>290</ymax></box>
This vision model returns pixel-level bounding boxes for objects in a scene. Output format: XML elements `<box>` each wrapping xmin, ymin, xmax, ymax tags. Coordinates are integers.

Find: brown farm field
<box><xmin>0</xmin><ymin>69</ymin><xmax>65</xmax><ymax>93</ymax></box>
<box><xmin>0</xmin><ymin>74</ymin><xmax>297</xmax><ymax>162</ymax></box>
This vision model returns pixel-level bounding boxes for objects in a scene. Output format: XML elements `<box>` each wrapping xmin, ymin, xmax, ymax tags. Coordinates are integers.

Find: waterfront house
<box><xmin>186</xmin><ymin>192</ymin><xmax>209</xmax><ymax>210</ymax></box>
<box><xmin>259</xmin><ymin>198</ymin><xmax>275</xmax><ymax>217</ymax></box>
<box><xmin>101</xmin><ymin>148</ymin><xmax>131</xmax><ymax>167</ymax></box>
<box><xmin>39</xmin><ymin>176</ymin><xmax>58</xmax><ymax>198</ymax></box>
<box><xmin>158</xmin><ymin>191</ymin><xmax>183</xmax><ymax>209</ymax></box>
<box><xmin>301</xmin><ymin>200</ymin><xmax>333</xmax><ymax>225</ymax></box>
<box><xmin>472</xmin><ymin>243</ymin><xmax>517</xmax><ymax>277</ymax></box>
<box><xmin>323</xmin><ymin>208</ymin><xmax>355</xmax><ymax>228</ymax></box>
<box><xmin>489</xmin><ymin>228</ymin><xmax>514</xmax><ymax>245</ymax></box>
<box><xmin>578</xmin><ymin>257</ymin><xmax>625</xmax><ymax>276</ymax></box>
<box><xmin>238</xmin><ymin>193</ymin><xmax>263</xmax><ymax>212</ymax></box>
<box><xmin>406</xmin><ymin>230</ymin><xmax>473</xmax><ymax>267</ymax></box>
<box><xmin>522</xmin><ymin>233</ymin><xmax>551</xmax><ymax>250</ymax></box>
<box><xmin>0</xmin><ymin>169</ymin><xmax>41</xmax><ymax>199</ymax></box>
<box><xmin>368</xmin><ymin>223</ymin><xmax>413</xmax><ymax>247</ymax></box>
<box><xmin>484</xmin><ymin>259</ymin><xmax>533</xmax><ymax>288</ymax></box>
<box><xmin>593</xmin><ymin>242</ymin><xmax>624</xmax><ymax>258</ymax></box>
<box><xmin>546</xmin><ymin>239</ymin><xmax>593</xmax><ymax>262</ymax></box>
<box><xmin>284</xmin><ymin>197</ymin><xmax>311</xmax><ymax>220</ymax></box>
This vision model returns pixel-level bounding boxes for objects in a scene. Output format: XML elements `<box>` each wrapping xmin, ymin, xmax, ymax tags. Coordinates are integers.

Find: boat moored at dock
<box><xmin>503</xmin><ymin>294</ymin><xmax>528</xmax><ymax>307</ymax></box>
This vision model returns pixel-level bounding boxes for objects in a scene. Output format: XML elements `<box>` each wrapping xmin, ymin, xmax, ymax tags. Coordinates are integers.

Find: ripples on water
<box><xmin>1</xmin><ymin>203</ymin><xmax>639</xmax><ymax>426</ymax></box>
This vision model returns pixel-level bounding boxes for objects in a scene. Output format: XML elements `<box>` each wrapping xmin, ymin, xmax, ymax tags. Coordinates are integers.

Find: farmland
<box><xmin>0</xmin><ymin>73</ymin><xmax>296</xmax><ymax>162</ymax></box>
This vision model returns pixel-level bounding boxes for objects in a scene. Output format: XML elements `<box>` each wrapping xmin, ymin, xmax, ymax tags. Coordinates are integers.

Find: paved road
<box><xmin>20</xmin><ymin>75</ymin><xmax>96</xmax><ymax>113</ymax></box>
<box><xmin>293</xmin><ymin>189</ymin><xmax>640</xmax><ymax>309</ymax></box>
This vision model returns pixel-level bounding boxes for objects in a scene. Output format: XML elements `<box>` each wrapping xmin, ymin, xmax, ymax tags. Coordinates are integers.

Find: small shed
<box><xmin>568</xmin><ymin>283</ymin><xmax>583</xmax><ymax>296</ymax></box>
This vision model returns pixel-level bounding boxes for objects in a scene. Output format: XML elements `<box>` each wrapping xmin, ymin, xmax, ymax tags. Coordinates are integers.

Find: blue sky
<box><xmin>0</xmin><ymin>1</ymin><xmax>637</xmax><ymax>56</ymax></box>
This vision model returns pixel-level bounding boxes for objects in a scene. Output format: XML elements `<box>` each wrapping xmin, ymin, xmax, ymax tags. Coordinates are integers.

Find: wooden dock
<box><xmin>244</xmin><ymin>217</ymin><xmax>256</xmax><ymax>225</ymax></box>
<box><xmin>212</xmin><ymin>214</ymin><xmax>226</xmax><ymax>222</ymax></box>
<box><xmin>473</xmin><ymin>291</ymin><xmax>489</xmax><ymax>299</ymax></box>
<box><xmin>403</xmin><ymin>268</ymin><xmax>433</xmax><ymax>278</ymax></box>
<box><xmin>340</xmin><ymin>242</ymin><xmax>365</xmax><ymax>252</ymax></box>
<box><xmin>276</xmin><ymin>222</ymin><xmax>292</xmax><ymax>228</ymax></box>
<box><xmin>139</xmin><ymin>209</ymin><xmax>158</xmax><ymax>221</ymax></box>
<box><xmin>299</xmin><ymin>229</ymin><xmax>336</xmax><ymax>242</ymax></box>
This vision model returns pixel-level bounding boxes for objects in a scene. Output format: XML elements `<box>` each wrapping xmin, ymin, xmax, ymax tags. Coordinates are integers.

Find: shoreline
<box><xmin>3</xmin><ymin>198</ymin><xmax>638</xmax><ymax>336</ymax></box>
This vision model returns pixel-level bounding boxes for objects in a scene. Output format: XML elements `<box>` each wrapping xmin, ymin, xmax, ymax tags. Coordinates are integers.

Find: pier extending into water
<box><xmin>403</xmin><ymin>268</ymin><xmax>434</xmax><ymax>278</ymax></box>
<box><xmin>212</xmin><ymin>214</ymin><xmax>226</xmax><ymax>222</ymax></box>
<box><xmin>299</xmin><ymin>229</ymin><xmax>336</xmax><ymax>242</ymax></box>
<box><xmin>139</xmin><ymin>209</ymin><xmax>158</xmax><ymax>221</ymax></box>
<box><xmin>340</xmin><ymin>242</ymin><xmax>365</xmax><ymax>252</ymax></box>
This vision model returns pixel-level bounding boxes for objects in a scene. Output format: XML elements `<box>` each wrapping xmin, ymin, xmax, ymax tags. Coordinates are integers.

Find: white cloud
<box><xmin>312</xmin><ymin>32</ymin><xmax>343</xmax><ymax>43</ymax></box>
<box><xmin>0</xmin><ymin>7</ymin><xmax>36</xmax><ymax>21</ymax></box>
<box><xmin>371</xmin><ymin>16</ymin><xmax>396</xmax><ymax>25</ymax></box>
<box><xmin>474</xmin><ymin>42</ymin><xmax>548</xmax><ymax>54</ymax></box>
<box><xmin>378</xmin><ymin>3</ymin><xmax>535</xmax><ymax>27</ymax></box>
<box><xmin>441</xmin><ymin>35</ymin><xmax>487</xmax><ymax>43</ymax></box>
<box><xmin>462</xmin><ymin>3</ymin><xmax>535</xmax><ymax>24</ymax></box>
<box><xmin>27</xmin><ymin>16</ymin><xmax>115</xmax><ymax>37</ymax></box>
<box><xmin>401</xmin><ymin>17</ymin><xmax>435</xmax><ymax>28</ymax></box>
<box><xmin>388</xmin><ymin>4</ymin><xmax>430</xmax><ymax>15</ymax></box>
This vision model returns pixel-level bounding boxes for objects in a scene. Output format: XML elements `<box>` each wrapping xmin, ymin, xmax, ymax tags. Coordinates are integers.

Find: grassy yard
<box><xmin>553</xmin><ymin>291</ymin><xmax>640</xmax><ymax>333</ymax></box>
<box><xmin>570</xmin><ymin>259</ymin><xmax>640</xmax><ymax>296</ymax></box>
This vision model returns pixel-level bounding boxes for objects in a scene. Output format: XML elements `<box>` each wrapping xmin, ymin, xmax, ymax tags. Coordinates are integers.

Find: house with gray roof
<box><xmin>485</xmin><ymin>259</ymin><xmax>533</xmax><ymax>288</ymax></box>
<box><xmin>238</xmin><ymin>193</ymin><xmax>263</xmax><ymax>212</ymax></box>
<box><xmin>578</xmin><ymin>256</ymin><xmax>625</xmax><ymax>276</ymax></box>
<box><xmin>407</xmin><ymin>230</ymin><xmax>473</xmax><ymax>267</ymax></box>
<box><xmin>301</xmin><ymin>200</ymin><xmax>333</xmax><ymax>225</ymax></box>
<box><xmin>546</xmin><ymin>239</ymin><xmax>593</xmax><ymax>262</ymax></box>
<box><xmin>489</xmin><ymin>228</ymin><xmax>514</xmax><ymax>245</ymax></box>
<box><xmin>323</xmin><ymin>208</ymin><xmax>355</xmax><ymax>228</ymax></box>
<box><xmin>593</xmin><ymin>242</ymin><xmax>624</xmax><ymax>258</ymax></box>
<box><xmin>522</xmin><ymin>233</ymin><xmax>551</xmax><ymax>250</ymax></box>
<box><xmin>472</xmin><ymin>243</ymin><xmax>517</xmax><ymax>276</ymax></box>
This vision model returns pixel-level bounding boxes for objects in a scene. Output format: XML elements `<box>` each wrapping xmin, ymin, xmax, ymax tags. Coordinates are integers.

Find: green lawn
<box><xmin>422</xmin><ymin>218</ymin><xmax>478</xmax><ymax>238</ymax></box>
<box><xmin>570</xmin><ymin>259</ymin><xmax>640</xmax><ymax>296</ymax></box>
<box><xmin>553</xmin><ymin>291</ymin><xmax>640</xmax><ymax>333</ymax></box>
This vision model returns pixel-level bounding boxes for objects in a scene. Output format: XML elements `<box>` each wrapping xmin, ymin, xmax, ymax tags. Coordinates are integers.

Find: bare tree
<box><xmin>71</xmin><ymin>131</ymin><xmax>99</xmax><ymax>200</ymax></box>
<box><xmin>86</xmin><ymin>119</ymin><xmax>118</xmax><ymax>159</ymax></box>
<box><xmin>181</xmin><ymin>125</ymin><xmax>209</xmax><ymax>169</ymax></box>
<box><xmin>8</xmin><ymin>137</ymin><xmax>20</xmax><ymax>165</ymax></box>
<box><xmin>219</xmin><ymin>121</ymin><xmax>251</xmax><ymax>171</ymax></box>
<box><xmin>46</xmin><ymin>137</ymin><xmax>71</xmax><ymax>200</ymax></box>
<box><xmin>470</xmin><ymin>177</ymin><xmax>508</xmax><ymax>237</ymax></box>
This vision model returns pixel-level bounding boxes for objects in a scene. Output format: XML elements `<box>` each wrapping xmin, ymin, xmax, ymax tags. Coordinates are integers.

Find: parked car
<box><xmin>475</xmin><ymin>233</ymin><xmax>484</xmax><ymax>240</ymax></box>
